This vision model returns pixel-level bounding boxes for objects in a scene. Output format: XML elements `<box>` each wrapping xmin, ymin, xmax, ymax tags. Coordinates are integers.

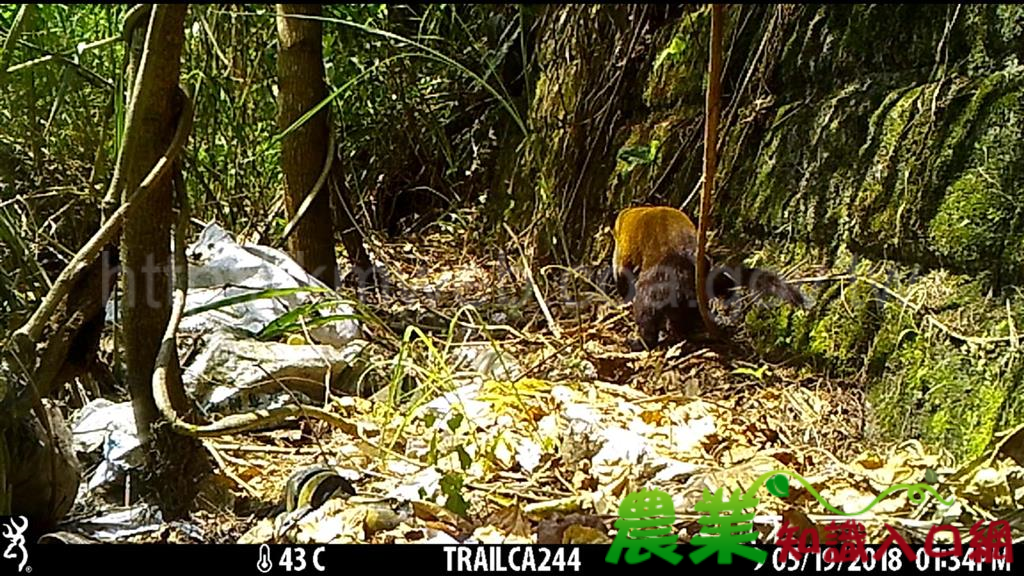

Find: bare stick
<box><xmin>696</xmin><ymin>4</ymin><xmax>724</xmax><ymax>339</ymax></box>
<box><xmin>503</xmin><ymin>222</ymin><xmax>561</xmax><ymax>339</ymax></box>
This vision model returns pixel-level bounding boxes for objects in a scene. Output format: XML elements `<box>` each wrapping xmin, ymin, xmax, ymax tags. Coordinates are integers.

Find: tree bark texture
<box><xmin>277</xmin><ymin>4</ymin><xmax>339</xmax><ymax>288</ymax></box>
<box><xmin>120</xmin><ymin>6</ymin><xmax>211</xmax><ymax>518</ymax></box>
<box><xmin>120</xmin><ymin>4</ymin><xmax>188</xmax><ymax>444</ymax></box>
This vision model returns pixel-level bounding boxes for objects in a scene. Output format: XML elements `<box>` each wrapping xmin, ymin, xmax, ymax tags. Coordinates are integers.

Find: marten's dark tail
<box><xmin>708</xmin><ymin>260</ymin><xmax>807</xmax><ymax>308</ymax></box>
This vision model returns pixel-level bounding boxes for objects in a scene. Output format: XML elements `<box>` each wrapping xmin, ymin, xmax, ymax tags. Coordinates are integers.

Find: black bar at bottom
<box><xmin>14</xmin><ymin>543</ymin><xmax>1021</xmax><ymax>575</ymax></box>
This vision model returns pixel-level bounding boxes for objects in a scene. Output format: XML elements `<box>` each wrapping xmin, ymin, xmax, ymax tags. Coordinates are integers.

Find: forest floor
<box><xmin>131</xmin><ymin>225</ymin><xmax>1012</xmax><ymax>546</ymax></box>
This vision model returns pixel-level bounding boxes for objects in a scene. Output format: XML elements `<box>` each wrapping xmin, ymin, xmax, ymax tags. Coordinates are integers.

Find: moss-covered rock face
<box><xmin>744</xmin><ymin>259</ymin><xmax>1022</xmax><ymax>460</ymax></box>
<box><xmin>928</xmin><ymin>70</ymin><xmax>1024</xmax><ymax>284</ymax></box>
<box><xmin>644</xmin><ymin>8</ymin><xmax>710</xmax><ymax>111</ymax></box>
<box><xmin>521</xmin><ymin>4</ymin><xmax>662</xmax><ymax>262</ymax></box>
<box><xmin>514</xmin><ymin>4</ymin><xmax>1024</xmax><ymax>459</ymax></box>
<box><xmin>635</xmin><ymin>5</ymin><xmax>1024</xmax><ymax>459</ymax></box>
<box><xmin>877</xmin><ymin>337</ymin><xmax>1008</xmax><ymax>459</ymax></box>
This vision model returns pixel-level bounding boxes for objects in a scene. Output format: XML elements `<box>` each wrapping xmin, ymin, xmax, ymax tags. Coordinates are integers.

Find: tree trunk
<box><xmin>276</xmin><ymin>4</ymin><xmax>339</xmax><ymax>288</ymax></box>
<box><xmin>119</xmin><ymin>4</ymin><xmax>209</xmax><ymax>517</ymax></box>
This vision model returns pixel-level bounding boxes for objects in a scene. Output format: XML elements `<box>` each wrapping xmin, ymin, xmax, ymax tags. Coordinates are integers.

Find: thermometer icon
<box><xmin>257</xmin><ymin>544</ymin><xmax>273</xmax><ymax>573</ymax></box>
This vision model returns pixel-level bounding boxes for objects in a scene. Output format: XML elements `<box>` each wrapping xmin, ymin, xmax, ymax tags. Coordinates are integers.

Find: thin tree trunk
<box><xmin>696</xmin><ymin>4</ymin><xmax>724</xmax><ymax>339</ymax></box>
<box><xmin>276</xmin><ymin>4</ymin><xmax>339</xmax><ymax>288</ymax></box>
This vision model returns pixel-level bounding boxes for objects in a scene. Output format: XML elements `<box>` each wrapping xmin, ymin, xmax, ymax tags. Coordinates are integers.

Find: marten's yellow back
<box><xmin>613</xmin><ymin>206</ymin><xmax>698</xmax><ymax>275</ymax></box>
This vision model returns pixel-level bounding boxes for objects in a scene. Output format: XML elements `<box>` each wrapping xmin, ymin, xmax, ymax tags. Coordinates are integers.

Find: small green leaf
<box><xmin>617</xmin><ymin>144</ymin><xmax>653</xmax><ymax>164</ymax></box>
<box><xmin>617</xmin><ymin>140</ymin><xmax>661</xmax><ymax>175</ymax></box>
<box><xmin>731</xmin><ymin>365</ymin><xmax>769</xmax><ymax>381</ymax></box>
<box><xmin>654</xmin><ymin>36</ymin><xmax>687</xmax><ymax>70</ymax></box>
<box><xmin>428</xmin><ymin>432</ymin><xmax>438</xmax><ymax>465</ymax></box>
<box><xmin>455</xmin><ymin>445</ymin><xmax>472</xmax><ymax>471</ymax></box>
<box><xmin>446</xmin><ymin>413</ymin><xmax>464</xmax><ymax>432</ymax></box>
<box><xmin>440</xmin><ymin>473</ymin><xmax>468</xmax><ymax>516</ymax></box>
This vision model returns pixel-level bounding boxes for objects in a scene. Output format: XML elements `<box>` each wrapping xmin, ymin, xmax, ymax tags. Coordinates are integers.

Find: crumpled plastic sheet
<box><xmin>78</xmin><ymin>222</ymin><xmax>367</xmax><ymax>523</ymax></box>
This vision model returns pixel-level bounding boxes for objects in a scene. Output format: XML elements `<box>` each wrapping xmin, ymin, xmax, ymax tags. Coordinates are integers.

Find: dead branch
<box><xmin>696</xmin><ymin>4</ymin><xmax>724</xmax><ymax>339</ymax></box>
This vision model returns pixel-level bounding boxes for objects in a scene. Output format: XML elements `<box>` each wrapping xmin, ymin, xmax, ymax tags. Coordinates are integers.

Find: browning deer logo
<box><xmin>2</xmin><ymin>516</ymin><xmax>29</xmax><ymax>573</ymax></box>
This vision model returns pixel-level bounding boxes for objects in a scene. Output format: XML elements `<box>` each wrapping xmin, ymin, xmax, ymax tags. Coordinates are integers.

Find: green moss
<box><xmin>1006</xmin><ymin>236</ymin><xmax>1024</xmax><ymax>278</ymax></box>
<box><xmin>991</xmin><ymin>5</ymin><xmax>1024</xmax><ymax>55</ymax></box>
<box><xmin>929</xmin><ymin>171</ymin><xmax>1009</xmax><ymax>264</ymax></box>
<box><xmin>851</xmin><ymin>85</ymin><xmax>925</xmax><ymax>246</ymax></box>
<box><xmin>868</xmin><ymin>336</ymin><xmax>1011</xmax><ymax>460</ymax></box>
<box><xmin>847</xmin><ymin>267</ymin><xmax>1020</xmax><ymax>460</ymax></box>
<box><xmin>727</xmin><ymin>79</ymin><xmax>892</xmax><ymax>250</ymax></box>
<box><xmin>740</xmin><ymin>246</ymin><xmax>1019</xmax><ymax>459</ymax></box>
<box><xmin>865</xmin><ymin>300</ymin><xmax>917</xmax><ymax>377</ymax></box>
<box><xmin>807</xmin><ymin>281</ymin><xmax>878</xmax><ymax>367</ymax></box>
<box><xmin>745</xmin><ymin>304</ymin><xmax>802</xmax><ymax>357</ymax></box>
<box><xmin>927</xmin><ymin>72</ymin><xmax>1024</xmax><ymax>282</ymax></box>
<box><xmin>644</xmin><ymin>8</ymin><xmax>709</xmax><ymax>109</ymax></box>
<box><xmin>934</xmin><ymin>73</ymin><xmax>1005</xmax><ymax>171</ymax></box>
<box><xmin>747</xmin><ymin>130</ymin><xmax>783</xmax><ymax>221</ymax></box>
<box><xmin>998</xmin><ymin>356</ymin><xmax>1024</xmax><ymax>429</ymax></box>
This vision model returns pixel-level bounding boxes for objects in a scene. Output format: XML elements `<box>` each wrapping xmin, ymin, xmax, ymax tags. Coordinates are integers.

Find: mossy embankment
<box><xmin>523</xmin><ymin>5</ymin><xmax>1024</xmax><ymax>459</ymax></box>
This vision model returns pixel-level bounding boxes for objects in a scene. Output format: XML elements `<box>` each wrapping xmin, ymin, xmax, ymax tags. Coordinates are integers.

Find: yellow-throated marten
<box><xmin>612</xmin><ymin>206</ymin><xmax>806</xmax><ymax>349</ymax></box>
